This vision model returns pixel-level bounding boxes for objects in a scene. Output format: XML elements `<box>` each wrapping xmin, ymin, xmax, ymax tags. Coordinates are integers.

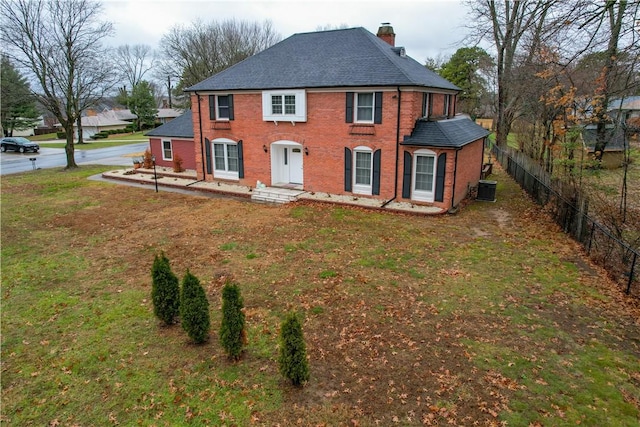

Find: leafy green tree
<box><xmin>0</xmin><ymin>56</ymin><xmax>40</xmax><ymax>137</ymax></box>
<box><xmin>219</xmin><ymin>282</ymin><xmax>246</xmax><ymax>361</ymax></box>
<box><xmin>278</xmin><ymin>311</ymin><xmax>310</xmax><ymax>387</ymax></box>
<box><xmin>180</xmin><ymin>270</ymin><xmax>210</xmax><ymax>344</ymax></box>
<box><xmin>128</xmin><ymin>81</ymin><xmax>157</xmax><ymax>131</ymax></box>
<box><xmin>439</xmin><ymin>47</ymin><xmax>493</xmax><ymax>118</ymax></box>
<box><xmin>150</xmin><ymin>253</ymin><xmax>180</xmax><ymax>325</ymax></box>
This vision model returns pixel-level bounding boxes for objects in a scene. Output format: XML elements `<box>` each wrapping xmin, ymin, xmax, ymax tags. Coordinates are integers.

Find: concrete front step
<box><xmin>251</xmin><ymin>187</ymin><xmax>306</xmax><ymax>204</ymax></box>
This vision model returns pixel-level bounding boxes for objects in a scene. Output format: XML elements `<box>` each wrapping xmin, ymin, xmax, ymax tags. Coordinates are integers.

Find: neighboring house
<box><xmin>146</xmin><ymin>110</ymin><xmax>196</xmax><ymax>170</ymax></box>
<box><xmin>72</xmin><ymin>110</ymin><xmax>132</xmax><ymax>138</ymax></box>
<box><xmin>156</xmin><ymin>108</ymin><xmax>183</xmax><ymax>125</ymax></box>
<box><xmin>183</xmin><ymin>25</ymin><xmax>489</xmax><ymax>211</ymax></box>
<box><xmin>609</xmin><ymin>96</ymin><xmax>640</xmax><ymax>123</ymax></box>
<box><xmin>579</xmin><ymin>124</ymin><xmax>626</xmax><ymax>169</ymax></box>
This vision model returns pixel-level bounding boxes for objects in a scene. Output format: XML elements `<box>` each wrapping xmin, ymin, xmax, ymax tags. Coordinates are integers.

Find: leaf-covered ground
<box><xmin>2</xmin><ymin>164</ymin><xmax>639</xmax><ymax>426</ymax></box>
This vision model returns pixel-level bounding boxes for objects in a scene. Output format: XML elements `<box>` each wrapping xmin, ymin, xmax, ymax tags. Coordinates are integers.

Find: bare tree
<box><xmin>465</xmin><ymin>1</ymin><xmax>559</xmax><ymax>147</ymax></box>
<box><xmin>576</xmin><ymin>1</ymin><xmax>637</xmax><ymax>160</ymax></box>
<box><xmin>115</xmin><ymin>44</ymin><xmax>156</xmax><ymax>91</ymax></box>
<box><xmin>158</xmin><ymin>18</ymin><xmax>280</xmax><ymax>106</ymax></box>
<box><xmin>1</xmin><ymin>0</ymin><xmax>114</xmax><ymax>167</ymax></box>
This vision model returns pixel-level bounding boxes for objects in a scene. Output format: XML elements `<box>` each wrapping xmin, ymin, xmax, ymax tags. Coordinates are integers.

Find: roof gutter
<box><xmin>195</xmin><ymin>91</ymin><xmax>206</xmax><ymax>178</ymax></box>
<box><xmin>381</xmin><ymin>86</ymin><xmax>402</xmax><ymax>208</ymax></box>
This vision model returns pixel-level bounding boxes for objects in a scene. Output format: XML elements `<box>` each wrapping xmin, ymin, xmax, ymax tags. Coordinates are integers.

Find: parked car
<box><xmin>0</xmin><ymin>137</ymin><xmax>40</xmax><ymax>153</ymax></box>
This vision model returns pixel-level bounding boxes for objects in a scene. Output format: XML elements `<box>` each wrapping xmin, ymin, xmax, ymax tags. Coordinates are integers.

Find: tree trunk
<box><xmin>76</xmin><ymin>115</ymin><xmax>84</xmax><ymax>144</ymax></box>
<box><xmin>64</xmin><ymin>123</ymin><xmax>78</xmax><ymax>169</ymax></box>
<box><xmin>593</xmin><ymin>0</ymin><xmax>627</xmax><ymax>161</ymax></box>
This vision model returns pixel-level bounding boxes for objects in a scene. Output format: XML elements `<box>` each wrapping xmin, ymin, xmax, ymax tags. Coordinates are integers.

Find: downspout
<box><xmin>450</xmin><ymin>148</ymin><xmax>460</xmax><ymax>211</ymax></box>
<box><xmin>195</xmin><ymin>91</ymin><xmax>206</xmax><ymax>179</ymax></box>
<box><xmin>381</xmin><ymin>86</ymin><xmax>401</xmax><ymax>208</ymax></box>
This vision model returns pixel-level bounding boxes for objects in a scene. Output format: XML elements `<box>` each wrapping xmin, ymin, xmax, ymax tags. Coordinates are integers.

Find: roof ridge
<box><xmin>362</xmin><ymin>29</ymin><xmax>416</xmax><ymax>84</ymax></box>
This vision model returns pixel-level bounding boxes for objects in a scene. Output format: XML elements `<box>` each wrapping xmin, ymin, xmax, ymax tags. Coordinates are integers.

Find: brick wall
<box><xmin>149</xmin><ymin>137</ymin><xmax>196</xmax><ymax>170</ymax></box>
<box><xmin>190</xmin><ymin>88</ymin><xmax>482</xmax><ymax>209</ymax></box>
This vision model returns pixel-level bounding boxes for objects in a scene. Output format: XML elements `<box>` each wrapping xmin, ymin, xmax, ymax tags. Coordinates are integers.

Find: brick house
<box><xmin>184</xmin><ymin>25</ymin><xmax>489</xmax><ymax>211</ymax></box>
<box><xmin>146</xmin><ymin>110</ymin><xmax>196</xmax><ymax>170</ymax></box>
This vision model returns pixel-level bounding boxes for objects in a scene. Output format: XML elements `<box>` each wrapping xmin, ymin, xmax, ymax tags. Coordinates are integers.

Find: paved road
<box><xmin>0</xmin><ymin>142</ymin><xmax>149</xmax><ymax>175</ymax></box>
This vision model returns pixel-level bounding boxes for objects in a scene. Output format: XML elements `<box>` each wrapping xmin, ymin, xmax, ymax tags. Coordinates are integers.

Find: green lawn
<box><xmin>36</xmin><ymin>132</ymin><xmax>148</xmax><ymax>150</ymax></box>
<box><xmin>1</xmin><ymin>165</ymin><xmax>639</xmax><ymax>426</ymax></box>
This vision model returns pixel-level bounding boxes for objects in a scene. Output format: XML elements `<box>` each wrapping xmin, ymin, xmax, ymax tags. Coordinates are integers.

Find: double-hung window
<box><xmin>262</xmin><ymin>90</ymin><xmax>306</xmax><ymax>122</ymax></box>
<box><xmin>412</xmin><ymin>149</ymin><xmax>436</xmax><ymax>202</ymax></box>
<box><xmin>355</xmin><ymin>93</ymin><xmax>374</xmax><ymax>123</ymax></box>
<box><xmin>217</xmin><ymin>95</ymin><xmax>231</xmax><ymax>119</ymax></box>
<box><xmin>213</xmin><ymin>140</ymin><xmax>239</xmax><ymax>179</ymax></box>
<box><xmin>162</xmin><ymin>140</ymin><xmax>172</xmax><ymax>160</ymax></box>
<box><xmin>422</xmin><ymin>93</ymin><xmax>431</xmax><ymax>118</ymax></box>
<box><xmin>346</xmin><ymin>92</ymin><xmax>382</xmax><ymax>124</ymax></box>
<box><xmin>271</xmin><ymin>94</ymin><xmax>296</xmax><ymax>115</ymax></box>
<box><xmin>353</xmin><ymin>146</ymin><xmax>373</xmax><ymax>194</ymax></box>
<box><xmin>209</xmin><ymin>94</ymin><xmax>234</xmax><ymax>120</ymax></box>
<box><xmin>443</xmin><ymin>94</ymin><xmax>451</xmax><ymax>117</ymax></box>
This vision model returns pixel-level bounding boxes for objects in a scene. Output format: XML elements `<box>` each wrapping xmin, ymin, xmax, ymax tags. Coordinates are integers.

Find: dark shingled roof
<box><xmin>186</xmin><ymin>27</ymin><xmax>459</xmax><ymax>92</ymax></box>
<box><xmin>401</xmin><ymin>116</ymin><xmax>490</xmax><ymax>148</ymax></box>
<box><xmin>145</xmin><ymin>110</ymin><xmax>193</xmax><ymax>138</ymax></box>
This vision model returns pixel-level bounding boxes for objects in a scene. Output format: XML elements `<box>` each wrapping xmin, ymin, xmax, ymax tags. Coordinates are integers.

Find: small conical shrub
<box><xmin>151</xmin><ymin>253</ymin><xmax>180</xmax><ymax>325</ymax></box>
<box><xmin>219</xmin><ymin>282</ymin><xmax>246</xmax><ymax>360</ymax></box>
<box><xmin>278</xmin><ymin>311</ymin><xmax>310</xmax><ymax>386</ymax></box>
<box><xmin>180</xmin><ymin>270</ymin><xmax>210</xmax><ymax>344</ymax></box>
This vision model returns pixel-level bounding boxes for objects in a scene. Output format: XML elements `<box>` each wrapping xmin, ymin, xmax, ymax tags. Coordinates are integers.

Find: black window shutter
<box><xmin>237</xmin><ymin>140</ymin><xmax>244</xmax><ymax>178</ymax></box>
<box><xmin>228</xmin><ymin>95</ymin><xmax>234</xmax><ymax>120</ymax></box>
<box><xmin>372</xmin><ymin>149</ymin><xmax>381</xmax><ymax>195</ymax></box>
<box><xmin>345</xmin><ymin>92</ymin><xmax>354</xmax><ymax>123</ymax></box>
<box><xmin>344</xmin><ymin>147</ymin><xmax>352</xmax><ymax>191</ymax></box>
<box><xmin>402</xmin><ymin>151</ymin><xmax>412</xmax><ymax>199</ymax></box>
<box><xmin>374</xmin><ymin>92</ymin><xmax>383</xmax><ymax>124</ymax></box>
<box><xmin>209</xmin><ymin>95</ymin><xmax>216</xmax><ymax>120</ymax></box>
<box><xmin>204</xmin><ymin>138</ymin><xmax>212</xmax><ymax>174</ymax></box>
<box><xmin>435</xmin><ymin>153</ymin><xmax>447</xmax><ymax>202</ymax></box>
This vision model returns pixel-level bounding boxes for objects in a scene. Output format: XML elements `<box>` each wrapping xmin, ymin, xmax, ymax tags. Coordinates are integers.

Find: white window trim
<box><xmin>162</xmin><ymin>139</ymin><xmax>173</xmax><ymax>161</ymax></box>
<box><xmin>422</xmin><ymin>93</ymin><xmax>430</xmax><ymax>118</ymax></box>
<box><xmin>353</xmin><ymin>146</ymin><xmax>373</xmax><ymax>195</ymax></box>
<box><xmin>262</xmin><ymin>89</ymin><xmax>306</xmax><ymax>122</ymax></box>
<box><xmin>216</xmin><ymin>95</ymin><xmax>231</xmax><ymax>121</ymax></box>
<box><xmin>355</xmin><ymin>92</ymin><xmax>375</xmax><ymax>124</ymax></box>
<box><xmin>443</xmin><ymin>94</ymin><xmax>450</xmax><ymax>116</ymax></box>
<box><xmin>212</xmin><ymin>138</ymin><xmax>239</xmax><ymax>180</ymax></box>
<box><xmin>412</xmin><ymin>149</ymin><xmax>437</xmax><ymax>202</ymax></box>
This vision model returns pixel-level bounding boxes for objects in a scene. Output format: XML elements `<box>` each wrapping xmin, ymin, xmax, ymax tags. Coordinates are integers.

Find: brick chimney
<box><xmin>377</xmin><ymin>23</ymin><xmax>395</xmax><ymax>46</ymax></box>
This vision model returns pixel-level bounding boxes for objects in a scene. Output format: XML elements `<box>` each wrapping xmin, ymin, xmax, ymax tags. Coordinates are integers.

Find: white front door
<box><xmin>289</xmin><ymin>147</ymin><xmax>303</xmax><ymax>184</ymax></box>
<box><xmin>271</xmin><ymin>142</ymin><xmax>303</xmax><ymax>186</ymax></box>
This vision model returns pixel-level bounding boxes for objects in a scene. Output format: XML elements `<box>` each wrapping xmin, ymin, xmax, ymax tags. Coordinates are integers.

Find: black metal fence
<box><xmin>490</xmin><ymin>143</ymin><xmax>639</xmax><ymax>297</ymax></box>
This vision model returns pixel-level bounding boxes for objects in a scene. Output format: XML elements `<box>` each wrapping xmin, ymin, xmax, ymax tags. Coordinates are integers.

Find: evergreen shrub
<box><xmin>219</xmin><ymin>282</ymin><xmax>246</xmax><ymax>360</ymax></box>
<box><xmin>278</xmin><ymin>311</ymin><xmax>310</xmax><ymax>386</ymax></box>
<box><xmin>180</xmin><ymin>270</ymin><xmax>210</xmax><ymax>344</ymax></box>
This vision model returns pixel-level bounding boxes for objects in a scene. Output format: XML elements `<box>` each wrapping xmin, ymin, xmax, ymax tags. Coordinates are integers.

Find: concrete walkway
<box><xmin>100</xmin><ymin>167</ymin><xmax>445</xmax><ymax>215</ymax></box>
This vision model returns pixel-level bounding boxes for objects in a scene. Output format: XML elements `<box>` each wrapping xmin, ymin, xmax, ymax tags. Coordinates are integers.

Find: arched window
<box><xmin>212</xmin><ymin>138</ymin><xmax>240</xmax><ymax>180</ymax></box>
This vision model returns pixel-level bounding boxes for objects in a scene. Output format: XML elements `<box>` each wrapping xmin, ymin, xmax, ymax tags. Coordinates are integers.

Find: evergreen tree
<box><xmin>278</xmin><ymin>312</ymin><xmax>310</xmax><ymax>386</ymax></box>
<box><xmin>151</xmin><ymin>253</ymin><xmax>180</xmax><ymax>325</ymax></box>
<box><xmin>1</xmin><ymin>56</ymin><xmax>40</xmax><ymax>137</ymax></box>
<box><xmin>180</xmin><ymin>270</ymin><xmax>210</xmax><ymax>344</ymax></box>
<box><xmin>219</xmin><ymin>282</ymin><xmax>246</xmax><ymax>360</ymax></box>
<box><xmin>128</xmin><ymin>81</ymin><xmax>158</xmax><ymax>131</ymax></box>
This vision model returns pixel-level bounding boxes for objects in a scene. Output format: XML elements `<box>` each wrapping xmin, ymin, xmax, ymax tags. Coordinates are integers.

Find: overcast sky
<box><xmin>101</xmin><ymin>0</ymin><xmax>474</xmax><ymax>63</ymax></box>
